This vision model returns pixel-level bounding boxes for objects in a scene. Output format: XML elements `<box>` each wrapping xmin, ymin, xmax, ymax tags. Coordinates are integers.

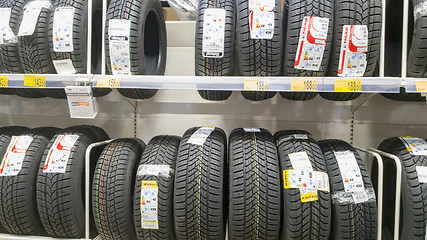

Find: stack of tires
<box><xmin>194</xmin><ymin>0</ymin><xmax>382</xmax><ymax>102</ymax></box>
<box><xmin>91</xmin><ymin>126</ymin><xmax>378</xmax><ymax>240</ymax></box>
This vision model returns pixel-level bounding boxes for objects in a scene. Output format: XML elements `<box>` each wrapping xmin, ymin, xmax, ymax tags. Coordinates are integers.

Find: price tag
<box><xmin>24</xmin><ymin>75</ymin><xmax>46</xmax><ymax>88</ymax></box>
<box><xmin>65</xmin><ymin>86</ymin><xmax>98</xmax><ymax>119</ymax></box>
<box><xmin>334</xmin><ymin>79</ymin><xmax>362</xmax><ymax>92</ymax></box>
<box><xmin>416</xmin><ymin>80</ymin><xmax>427</xmax><ymax>92</ymax></box>
<box><xmin>96</xmin><ymin>76</ymin><xmax>121</xmax><ymax>88</ymax></box>
<box><xmin>291</xmin><ymin>78</ymin><xmax>318</xmax><ymax>91</ymax></box>
<box><xmin>244</xmin><ymin>79</ymin><xmax>270</xmax><ymax>91</ymax></box>
<box><xmin>0</xmin><ymin>76</ymin><xmax>8</xmax><ymax>87</ymax></box>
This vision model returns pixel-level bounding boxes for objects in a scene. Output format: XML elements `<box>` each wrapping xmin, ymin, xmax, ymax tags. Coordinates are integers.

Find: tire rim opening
<box><xmin>144</xmin><ymin>11</ymin><xmax>160</xmax><ymax>75</ymax></box>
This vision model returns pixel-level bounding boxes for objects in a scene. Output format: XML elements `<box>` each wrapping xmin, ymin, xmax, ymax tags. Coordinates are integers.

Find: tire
<box><xmin>318</xmin><ymin>139</ymin><xmax>377</xmax><ymax>240</ymax></box>
<box><xmin>174</xmin><ymin>127</ymin><xmax>227</xmax><ymax>240</ymax></box>
<box><xmin>36</xmin><ymin>125</ymin><xmax>108</xmax><ymax>238</ymax></box>
<box><xmin>106</xmin><ymin>0</ymin><xmax>167</xmax><ymax>100</ymax></box>
<box><xmin>0</xmin><ymin>127</ymin><xmax>59</xmax><ymax>235</ymax></box>
<box><xmin>274</xmin><ymin>130</ymin><xmax>331</xmax><ymax>240</ymax></box>
<box><xmin>376</xmin><ymin>137</ymin><xmax>427</xmax><ymax>239</ymax></box>
<box><xmin>321</xmin><ymin>0</ymin><xmax>382</xmax><ymax>102</ymax></box>
<box><xmin>228</xmin><ymin>128</ymin><xmax>281</xmax><ymax>239</ymax></box>
<box><xmin>194</xmin><ymin>0</ymin><xmax>234</xmax><ymax>101</ymax></box>
<box><xmin>381</xmin><ymin>88</ymin><xmax>426</xmax><ymax>102</ymax></box>
<box><xmin>134</xmin><ymin>135</ymin><xmax>181</xmax><ymax>240</ymax></box>
<box><xmin>236</xmin><ymin>0</ymin><xmax>281</xmax><ymax>101</ymax></box>
<box><xmin>280</xmin><ymin>0</ymin><xmax>334</xmax><ymax>101</ymax></box>
<box><xmin>45</xmin><ymin>0</ymin><xmax>111</xmax><ymax>99</ymax></box>
<box><xmin>93</xmin><ymin>138</ymin><xmax>145</xmax><ymax>240</ymax></box>
<box><xmin>17</xmin><ymin>0</ymin><xmax>57</xmax><ymax>98</ymax></box>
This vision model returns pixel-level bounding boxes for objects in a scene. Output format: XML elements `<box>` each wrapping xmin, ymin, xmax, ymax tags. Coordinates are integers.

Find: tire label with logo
<box><xmin>43</xmin><ymin>134</ymin><xmax>79</xmax><ymax>173</ymax></box>
<box><xmin>109</xmin><ymin>19</ymin><xmax>131</xmax><ymax>75</ymax></box>
<box><xmin>337</xmin><ymin>25</ymin><xmax>368</xmax><ymax>77</ymax></box>
<box><xmin>140</xmin><ymin>180</ymin><xmax>159</xmax><ymax>229</ymax></box>
<box><xmin>0</xmin><ymin>136</ymin><xmax>33</xmax><ymax>176</ymax></box>
<box><xmin>52</xmin><ymin>7</ymin><xmax>75</xmax><ymax>52</ymax></box>
<box><xmin>202</xmin><ymin>8</ymin><xmax>226</xmax><ymax>58</ymax></box>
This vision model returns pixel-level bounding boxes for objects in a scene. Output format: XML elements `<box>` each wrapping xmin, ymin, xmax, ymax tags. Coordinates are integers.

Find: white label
<box><xmin>286</xmin><ymin>170</ymin><xmax>330</xmax><ymax>192</ymax></box>
<box><xmin>293</xmin><ymin>134</ymin><xmax>309</xmax><ymax>140</ymax></box>
<box><xmin>109</xmin><ymin>19</ymin><xmax>131</xmax><ymax>75</ymax></box>
<box><xmin>65</xmin><ymin>86</ymin><xmax>98</xmax><ymax>119</ymax></box>
<box><xmin>334</xmin><ymin>150</ymin><xmax>365</xmax><ymax>193</ymax></box>
<box><xmin>337</xmin><ymin>25</ymin><xmax>368</xmax><ymax>77</ymax></box>
<box><xmin>18</xmin><ymin>1</ymin><xmax>51</xmax><ymax>36</ymax></box>
<box><xmin>243</xmin><ymin>128</ymin><xmax>261</xmax><ymax>132</ymax></box>
<box><xmin>43</xmin><ymin>135</ymin><xmax>79</xmax><ymax>173</ymax></box>
<box><xmin>202</xmin><ymin>9</ymin><xmax>226</xmax><ymax>58</ymax></box>
<box><xmin>0</xmin><ymin>136</ymin><xmax>33</xmax><ymax>176</ymax></box>
<box><xmin>249</xmin><ymin>11</ymin><xmax>274</xmax><ymax>39</ymax></box>
<box><xmin>351</xmin><ymin>191</ymin><xmax>369</xmax><ymax>204</ymax></box>
<box><xmin>137</xmin><ymin>165</ymin><xmax>171</xmax><ymax>178</ymax></box>
<box><xmin>140</xmin><ymin>181</ymin><xmax>159</xmax><ymax>229</ymax></box>
<box><xmin>0</xmin><ymin>8</ymin><xmax>16</xmax><ymax>44</ymax></box>
<box><xmin>249</xmin><ymin>0</ymin><xmax>275</xmax><ymax>11</ymax></box>
<box><xmin>52</xmin><ymin>7</ymin><xmax>75</xmax><ymax>52</ymax></box>
<box><xmin>187</xmin><ymin>127</ymin><xmax>215</xmax><ymax>146</ymax></box>
<box><xmin>288</xmin><ymin>151</ymin><xmax>313</xmax><ymax>171</ymax></box>
<box><xmin>53</xmin><ymin>59</ymin><xmax>76</xmax><ymax>74</ymax></box>
<box><xmin>416</xmin><ymin>166</ymin><xmax>427</xmax><ymax>183</ymax></box>
<box><xmin>294</xmin><ymin>16</ymin><xmax>329</xmax><ymax>71</ymax></box>
<box><xmin>400</xmin><ymin>137</ymin><xmax>427</xmax><ymax>155</ymax></box>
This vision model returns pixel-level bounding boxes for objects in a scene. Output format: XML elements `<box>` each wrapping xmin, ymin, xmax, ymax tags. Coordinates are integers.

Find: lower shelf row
<box><xmin>0</xmin><ymin>125</ymin><xmax>423</xmax><ymax>240</ymax></box>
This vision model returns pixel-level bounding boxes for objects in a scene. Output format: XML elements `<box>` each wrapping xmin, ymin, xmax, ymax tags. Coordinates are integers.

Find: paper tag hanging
<box><xmin>53</xmin><ymin>59</ymin><xmax>76</xmax><ymax>74</ymax></box>
<box><xmin>337</xmin><ymin>25</ymin><xmax>368</xmax><ymax>77</ymax></box>
<box><xmin>43</xmin><ymin>135</ymin><xmax>79</xmax><ymax>173</ymax></box>
<box><xmin>249</xmin><ymin>11</ymin><xmax>274</xmax><ymax>39</ymax></box>
<box><xmin>294</xmin><ymin>16</ymin><xmax>329</xmax><ymax>71</ymax></box>
<box><xmin>400</xmin><ymin>137</ymin><xmax>427</xmax><ymax>155</ymax></box>
<box><xmin>109</xmin><ymin>19</ymin><xmax>131</xmax><ymax>75</ymax></box>
<box><xmin>18</xmin><ymin>1</ymin><xmax>52</xmax><ymax>36</ymax></box>
<box><xmin>202</xmin><ymin>8</ymin><xmax>226</xmax><ymax>58</ymax></box>
<box><xmin>65</xmin><ymin>86</ymin><xmax>98</xmax><ymax>119</ymax></box>
<box><xmin>187</xmin><ymin>127</ymin><xmax>215</xmax><ymax>146</ymax></box>
<box><xmin>0</xmin><ymin>136</ymin><xmax>33</xmax><ymax>176</ymax></box>
<box><xmin>140</xmin><ymin>181</ymin><xmax>159</xmax><ymax>229</ymax></box>
<box><xmin>334</xmin><ymin>150</ymin><xmax>365</xmax><ymax>193</ymax></box>
<box><xmin>52</xmin><ymin>7</ymin><xmax>75</xmax><ymax>52</ymax></box>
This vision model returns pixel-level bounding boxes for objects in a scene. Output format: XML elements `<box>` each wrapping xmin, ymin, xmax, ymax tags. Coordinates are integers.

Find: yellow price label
<box><xmin>300</xmin><ymin>190</ymin><xmax>318</xmax><ymax>203</ymax></box>
<box><xmin>0</xmin><ymin>76</ymin><xmax>8</xmax><ymax>87</ymax></box>
<box><xmin>141</xmin><ymin>180</ymin><xmax>158</xmax><ymax>189</ymax></box>
<box><xmin>97</xmin><ymin>76</ymin><xmax>121</xmax><ymax>88</ymax></box>
<box><xmin>244</xmin><ymin>79</ymin><xmax>270</xmax><ymax>91</ymax></box>
<box><xmin>291</xmin><ymin>78</ymin><xmax>318</xmax><ymax>91</ymax></box>
<box><xmin>24</xmin><ymin>75</ymin><xmax>46</xmax><ymax>88</ymax></box>
<box><xmin>334</xmin><ymin>79</ymin><xmax>362</xmax><ymax>92</ymax></box>
<box><xmin>416</xmin><ymin>81</ymin><xmax>427</xmax><ymax>92</ymax></box>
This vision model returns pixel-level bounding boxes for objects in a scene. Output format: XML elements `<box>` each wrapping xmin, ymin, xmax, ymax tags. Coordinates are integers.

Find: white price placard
<box><xmin>52</xmin><ymin>7</ymin><xmax>75</xmax><ymax>52</ymax></box>
<box><xmin>53</xmin><ymin>59</ymin><xmax>76</xmax><ymax>74</ymax></box>
<box><xmin>202</xmin><ymin>8</ymin><xmax>226</xmax><ymax>58</ymax></box>
<box><xmin>294</xmin><ymin>16</ymin><xmax>329</xmax><ymax>71</ymax></box>
<box><xmin>337</xmin><ymin>25</ymin><xmax>368</xmax><ymax>77</ymax></box>
<box><xmin>65</xmin><ymin>86</ymin><xmax>98</xmax><ymax>119</ymax></box>
<box><xmin>43</xmin><ymin>135</ymin><xmax>79</xmax><ymax>173</ymax></box>
<box><xmin>187</xmin><ymin>127</ymin><xmax>215</xmax><ymax>146</ymax></box>
<box><xmin>0</xmin><ymin>136</ymin><xmax>33</xmax><ymax>176</ymax></box>
<box><xmin>108</xmin><ymin>19</ymin><xmax>131</xmax><ymax>75</ymax></box>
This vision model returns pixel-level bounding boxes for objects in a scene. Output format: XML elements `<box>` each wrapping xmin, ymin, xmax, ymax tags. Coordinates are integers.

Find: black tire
<box><xmin>381</xmin><ymin>88</ymin><xmax>426</xmax><ymax>102</ymax></box>
<box><xmin>280</xmin><ymin>0</ymin><xmax>334</xmax><ymax>101</ymax></box>
<box><xmin>106</xmin><ymin>0</ymin><xmax>167</xmax><ymax>100</ymax></box>
<box><xmin>174</xmin><ymin>127</ymin><xmax>227</xmax><ymax>240</ymax></box>
<box><xmin>376</xmin><ymin>137</ymin><xmax>427</xmax><ymax>239</ymax></box>
<box><xmin>134</xmin><ymin>135</ymin><xmax>181</xmax><ymax>240</ymax></box>
<box><xmin>36</xmin><ymin>125</ymin><xmax>108</xmax><ymax>238</ymax></box>
<box><xmin>93</xmin><ymin>138</ymin><xmax>145</xmax><ymax>240</ymax></box>
<box><xmin>236</xmin><ymin>0</ymin><xmax>281</xmax><ymax>101</ymax></box>
<box><xmin>318</xmin><ymin>139</ymin><xmax>377</xmax><ymax>240</ymax></box>
<box><xmin>321</xmin><ymin>0</ymin><xmax>382</xmax><ymax>102</ymax></box>
<box><xmin>194</xmin><ymin>0</ymin><xmax>234</xmax><ymax>101</ymax></box>
<box><xmin>228</xmin><ymin>128</ymin><xmax>281</xmax><ymax>239</ymax></box>
<box><xmin>0</xmin><ymin>127</ymin><xmax>59</xmax><ymax>235</ymax></box>
<box><xmin>45</xmin><ymin>0</ymin><xmax>111</xmax><ymax>99</ymax></box>
<box><xmin>274</xmin><ymin>130</ymin><xmax>331</xmax><ymax>240</ymax></box>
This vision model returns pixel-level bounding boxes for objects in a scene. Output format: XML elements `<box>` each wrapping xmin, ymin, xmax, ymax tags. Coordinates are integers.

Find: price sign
<box><xmin>0</xmin><ymin>76</ymin><xmax>8</xmax><ymax>87</ymax></box>
<box><xmin>244</xmin><ymin>79</ymin><xmax>270</xmax><ymax>91</ymax></box>
<box><xmin>291</xmin><ymin>78</ymin><xmax>318</xmax><ymax>91</ymax></box>
<box><xmin>415</xmin><ymin>80</ymin><xmax>427</xmax><ymax>92</ymax></box>
<box><xmin>97</xmin><ymin>76</ymin><xmax>121</xmax><ymax>88</ymax></box>
<box><xmin>334</xmin><ymin>79</ymin><xmax>362</xmax><ymax>92</ymax></box>
<box><xmin>24</xmin><ymin>75</ymin><xmax>46</xmax><ymax>88</ymax></box>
